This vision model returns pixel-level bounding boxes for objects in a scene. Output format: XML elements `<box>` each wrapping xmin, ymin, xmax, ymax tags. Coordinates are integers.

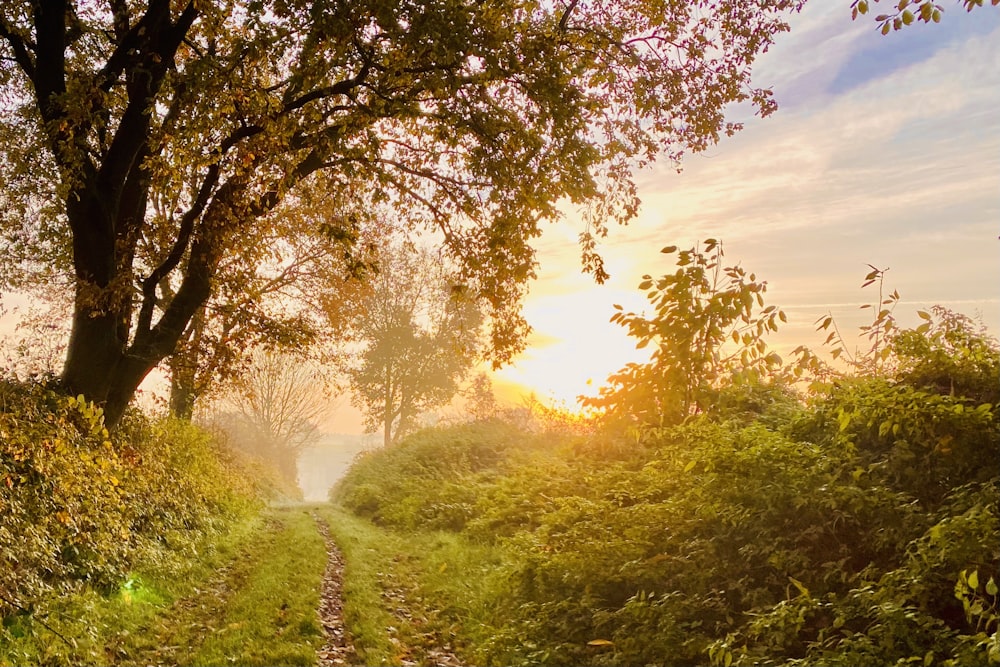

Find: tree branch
<box><xmin>0</xmin><ymin>14</ymin><xmax>35</xmax><ymax>79</ymax></box>
<box><xmin>136</xmin><ymin>163</ymin><xmax>221</xmax><ymax>336</ymax></box>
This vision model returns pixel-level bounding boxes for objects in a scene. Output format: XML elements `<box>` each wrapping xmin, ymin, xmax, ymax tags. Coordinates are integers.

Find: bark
<box><xmin>168</xmin><ymin>307</ymin><xmax>208</xmax><ymax>420</ymax></box>
<box><xmin>168</xmin><ymin>356</ymin><xmax>198</xmax><ymax>420</ymax></box>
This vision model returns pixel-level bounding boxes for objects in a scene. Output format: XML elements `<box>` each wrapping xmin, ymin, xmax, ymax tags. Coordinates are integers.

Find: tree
<box><xmin>1</xmin><ymin>0</ymin><xmax>802</xmax><ymax>428</ymax></box>
<box><xmin>204</xmin><ymin>349</ymin><xmax>331</xmax><ymax>486</ymax></box>
<box><xmin>464</xmin><ymin>372</ymin><xmax>501</xmax><ymax>422</ymax></box>
<box><xmin>347</xmin><ymin>245</ymin><xmax>483</xmax><ymax>446</ymax></box>
<box><xmin>165</xmin><ymin>190</ymin><xmax>381</xmax><ymax>419</ymax></box>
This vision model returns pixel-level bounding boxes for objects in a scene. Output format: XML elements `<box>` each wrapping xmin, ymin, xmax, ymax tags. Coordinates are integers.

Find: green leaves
<box><xmin>1</xmin><ymin>376</ymin><xmax>264</xmax><ymax>636</ymax></box>
<box><xmin>2</xmin><ymin>0</ymin><xmax>807</xmax><ymax>422</ymax></box>
<box><xmin>583</xmin><ymin>239</ymin><xmax>786</xmax><ymax>427</ymax></box>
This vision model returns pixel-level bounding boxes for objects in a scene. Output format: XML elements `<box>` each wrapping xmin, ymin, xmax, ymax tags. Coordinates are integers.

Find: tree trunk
<box><xmin>60</xmin><ymin>185</ymin><xmax>132</xmax><ymax>408</ymax></box>
<box><xmin>61</xmin><ymin>231</ymin><xmax>215</xmax><ymax>429</ymax></box>
<box><xmin>168</xmin><ymin>307</ymin><xmax>208</xmax><ymax>420</ymax></box>
<box><xmin>169</xmin><ymin>371</ymin><xmax>197</xmax><ymax>421</ymax></box>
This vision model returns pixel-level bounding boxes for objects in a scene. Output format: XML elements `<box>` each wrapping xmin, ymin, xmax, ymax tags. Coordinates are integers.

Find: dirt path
<box><xmin>312</xmin><ymin>510</ymin><xmax>465</xmax><ymax>667</ymax></box>
<box><xmin>313</xmin><ymin>513</ymin><xmax>359</xmax><ymax>666</ymax></box>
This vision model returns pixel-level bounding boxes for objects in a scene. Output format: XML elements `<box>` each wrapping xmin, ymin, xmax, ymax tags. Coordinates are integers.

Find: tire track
<box><xmin>313</xmin><ymin>513</ymin><xmax>358</xmax><ymax>666</ymax></box>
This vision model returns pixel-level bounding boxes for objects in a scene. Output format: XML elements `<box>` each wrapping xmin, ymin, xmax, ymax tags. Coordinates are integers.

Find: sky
<box><xmin>485</xmin><ymin>2</ymin><xmax>1000</xmax><ymax>411</ymax></box>
<box><xmin>1</xmin><ymin>4</ymin><xmax>997</xmax><ymax>436</ymax></box>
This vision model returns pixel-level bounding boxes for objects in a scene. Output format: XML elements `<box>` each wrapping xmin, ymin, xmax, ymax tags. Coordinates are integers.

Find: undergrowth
<box><xmin>0</xmin><ymin>375</ymin><xmax>286</xmax><ymax>665</ymax></box>
<box><xmin>330</xmin><ymin>307</ymin><xmax>1000</xmax><ymax>666</ymax></box>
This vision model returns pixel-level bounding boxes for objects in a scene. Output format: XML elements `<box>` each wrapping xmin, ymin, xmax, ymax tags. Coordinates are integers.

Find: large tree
<box><xmin>165</xmin><ymin>187</ymin><xmax>381</xmax><ymax>419</ymax></box>
<box><xmin>1</xmin><ymin>0</ymin><xmax>802</xmax><ymax>427</ymax></box>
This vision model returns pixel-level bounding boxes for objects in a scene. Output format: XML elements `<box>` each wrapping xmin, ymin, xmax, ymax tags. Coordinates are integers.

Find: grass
<box><xmin>316</xmin><ymin>504</ymin><xmax>509</xmax><ymax>666</ymax></box>
<box><xmin>0</xmin><ymin>505</ymin><xmax>329</xmax><ymax>667</ymax></box>
<box><xmin>1</xmin><ymin>514</ymin><xmax>261</xmax><ymax>666</ymax></box>
<box><xmin>2</xmin><ymin>498</ymin><xmax>510</xmax><ymax>667</ymax></box>
<box><xmin>189</xmin><ymin>506</ymin><xmax>327</xmax><ymax>666</ymax></box>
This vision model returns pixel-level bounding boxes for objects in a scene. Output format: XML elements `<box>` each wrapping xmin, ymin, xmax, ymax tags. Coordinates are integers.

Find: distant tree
<box><xmin>205</xmin><ymin>349</ymin><xmax>332</xmax><ymax>486</ymax></box>
<box><xmin>1</xmin><ymin>0</ymin><xmax>803</xmax><ymax>428</ymax></box>
<box><xmin>464</xmin><ymin>372</ymin><xmax>501</xmax><ymax>423</ymax></box>
<box><xmin>347</xmin><ymin>246</ymin><xmax>483</xmax><ymax>447</ymax></box>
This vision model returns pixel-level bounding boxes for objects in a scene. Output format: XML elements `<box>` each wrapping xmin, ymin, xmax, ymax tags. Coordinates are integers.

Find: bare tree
<box><xmin>205</xmin><ymin>349</ymin><xmax>334</xmax><ymax>486</ymax></box>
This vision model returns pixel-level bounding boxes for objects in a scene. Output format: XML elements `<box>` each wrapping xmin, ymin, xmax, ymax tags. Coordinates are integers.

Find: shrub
<box><xmin>0</xmin><ymin>376</ymin><xmax>263</xmax><ymax>624</ymax></box>
<box><xmin>332</xmin><ymin>420</ymin><xmax>533</xmax><ymax>530</ymax></box>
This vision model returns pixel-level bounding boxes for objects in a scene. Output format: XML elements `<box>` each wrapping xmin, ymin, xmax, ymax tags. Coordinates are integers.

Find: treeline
<box><xmin>334</xmin><ymin>302</ymin><xmax>999</xmax><ymax>666</ymax></box>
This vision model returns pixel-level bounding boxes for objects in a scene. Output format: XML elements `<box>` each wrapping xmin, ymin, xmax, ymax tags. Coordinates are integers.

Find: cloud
<box><xmin>828</xmin><ymin>7</ymin><xmax>1000</xmax><ymax>96</ymax></box>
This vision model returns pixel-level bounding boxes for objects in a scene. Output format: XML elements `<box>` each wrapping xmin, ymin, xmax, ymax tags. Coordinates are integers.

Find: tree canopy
<box><xmin>1</xmin><ymin>0</ymin><xmax>803</xmax><ymax>426</ymax></box>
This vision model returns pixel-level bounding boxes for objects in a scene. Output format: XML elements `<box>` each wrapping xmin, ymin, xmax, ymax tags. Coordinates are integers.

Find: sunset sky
<box><xmin>1</xmin><ymin>4</ymin><xmax>996</xmax><ymax>437</ymax></box>
<box><xmin>484</xmin><ymin>2</ymin><xmax>1000</xmax><ymax>411</ymax></box>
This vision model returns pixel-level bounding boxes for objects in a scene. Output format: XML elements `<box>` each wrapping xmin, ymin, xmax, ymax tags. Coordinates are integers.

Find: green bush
<box><xmin>0</xmin><ymin>377</ymin><xmax>263</xmax><ymax>626</ymax></box>
<box><xmin>331</xmin><ymin>309</ymin><xmax>1000</xmax><ymax>667</ymax></box>
<box><xmin>332</xmin><ymin>420</ymin><xmax>535</xmax><ymax>530</ymax></box>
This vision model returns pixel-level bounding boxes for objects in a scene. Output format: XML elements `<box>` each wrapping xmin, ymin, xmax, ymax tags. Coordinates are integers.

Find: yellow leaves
<box><xmin>587</xmin><ymin>639</ymin><xmax>614</xmax><ymax>647</ymax></box>
<box><xmin>864</xmin><ymin>0</ymin><xmax>949</xmax><ymax>31</ymax></box>
<box><xmin>788</xmin><ymin>576</ymin><xmax>811</xmax><ymax>600</ymax></box>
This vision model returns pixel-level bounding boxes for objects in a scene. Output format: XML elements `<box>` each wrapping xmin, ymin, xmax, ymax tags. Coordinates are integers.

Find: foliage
<box><xmin>332</xmin><ymin>291</ymin><xmax>999</xmax><ymax>666</ymax></box>
<box><xmin>346</xmin><ymin>244</ymin><xmax>484</xmax><ymax>446</ymax></box>
<box><xmin>0</xmin><ymin>0</ymin><xmax>802</xmax><ymax>426</ymax></box>
<box><xmin>894</xmin><ymin>306</ymin><xmax>1000</xmax><ymax>405</ymax></box>
<box><xmin>812</xmin><ymin>264</ymin><xmax>899</xmax><ymax>375</ymax></box>
<box><xmin>333</xmin><ymin>420</ymin><xmax>533</xmax><ymax>531</ymax></box>
<box><xmin>583</xmin><ymin>240</ymin><xmax>785</xmax><ymax>427</ymax></box>
<box><xmin>852</xmin><ymin>0</ymin><xmax>999</xmax><ymax>33</ymax></box>
<box><xmin>165</xmin><ymin>191</ymin><xmax>382</xmax><ymax>419</ymax></box>
<box><xmin>0</xmin><ymin>375</ymin><xmax>264</xmax><ymax>647</ymax></box>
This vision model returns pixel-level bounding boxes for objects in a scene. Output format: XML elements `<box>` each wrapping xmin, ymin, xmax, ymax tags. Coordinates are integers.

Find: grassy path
<box><xmin>1</xmin><ymin>506</ymin><xmax>332</xmax><ymax>666</ymax></box>
<box><xmin>126</xmin><ymin>506</ymin><xmax>329</xmax><ymax>667</ymax></box>
<box><xmin>4</xmin><ymin>502</ymin><xmax>490</xmax><ymax>667</ymax></box>
<box><xmin>315</xmin><ymin>505</ymin><xmax>504</xmax><ymax>667</ymax></box>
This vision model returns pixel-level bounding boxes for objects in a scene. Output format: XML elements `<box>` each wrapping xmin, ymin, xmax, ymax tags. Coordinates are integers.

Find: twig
<box><xmin>0</xmin><ymin>591</ymin><xmax>77</xmax><ymax>650</ymax></box>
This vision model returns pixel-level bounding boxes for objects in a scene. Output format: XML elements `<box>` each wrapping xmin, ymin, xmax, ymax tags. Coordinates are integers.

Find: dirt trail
<box><xmin>312</xmin><ymin>511</ymin><xmax>465</xmax><ymax>667</ymax></box>
<box><xmin>313</xmin><ymin>513</ymin><xmax>359</xmax><ymax>666</ymax></box>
